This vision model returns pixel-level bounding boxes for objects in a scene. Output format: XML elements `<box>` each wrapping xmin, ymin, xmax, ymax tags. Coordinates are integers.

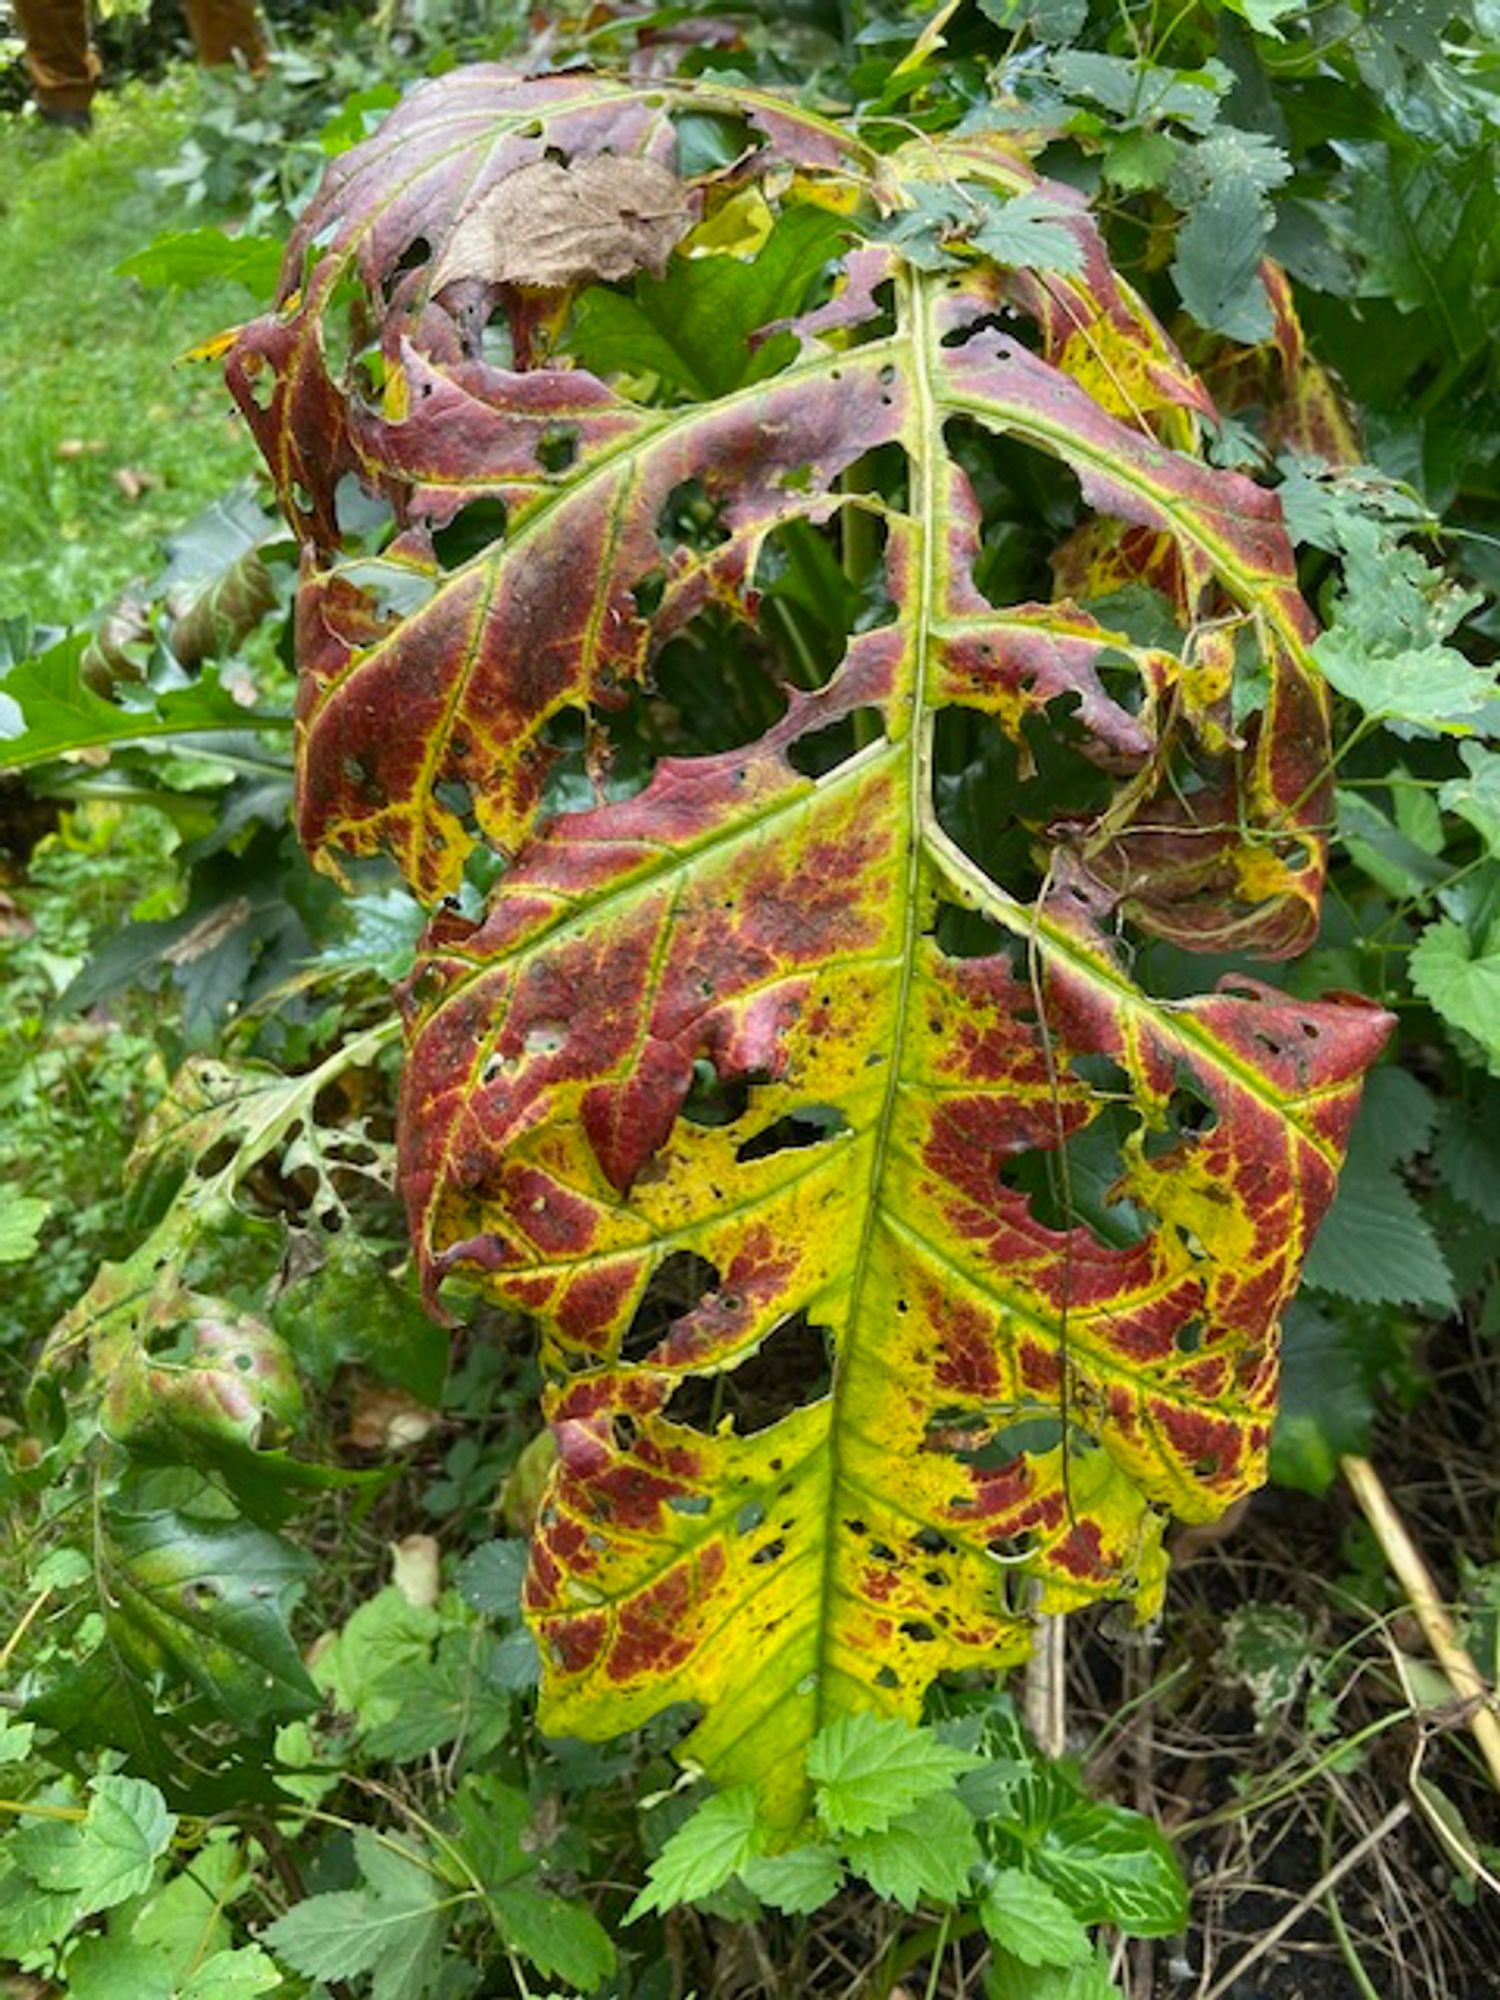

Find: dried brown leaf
<box><xmin>430</xmin><ymin>155</ymin><xmax>693</xmax><ymax>292</ymax></box>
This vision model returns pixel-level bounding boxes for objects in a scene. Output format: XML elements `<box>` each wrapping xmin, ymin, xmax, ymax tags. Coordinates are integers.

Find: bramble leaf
<box><xmin>740</xmin><ymin>1844</ymin><xmax>846</xmax><ymax>1914</ymax></box>
<box><xmin>263</xmin><ymin>1833</ymin><xmax>444</xmax><ymax>2000</ymax></box>
<box><xmin>1300</xmin><ymin>1148</ymin><xmax>1455</xmax><ymax>1309</ymax></box>
<box><xmin>842</xmin><ymin>1790</ymin><xmax>981</xmax><ymax>1909</ymax></box>
<box><xmin>1409</xmin><ymin>919</ymin><xmax>1500</xmax><ymax>1065</ymax></box>
<box><xmin>12</xmin><ymin>1777</ymin><xmax>175</xmax><ymax>1916</ymax></box>
<box><xmin>629</xmin><ymin>1787</ymin><xmax>762</xmax><ymax>1917</ymax></box>
<box><xmin>229</xmin><ymin>68</ymin><xmax>1390</xmax><ymax>1828</ymax></box>
<box><xmin>980</xmin><ymin>1867</ymin><xmax>1094</xmax><ymax>1967</ymax></box>
<box><xmin>986</xmin><ymin>1946</ymin><xmax>1120</xmax><ymax>1999</ymax></box>
<box><xmin>809</xmin><ymin>1713</ymin><xmax>983</xmax><ymax>1837</ymax></box>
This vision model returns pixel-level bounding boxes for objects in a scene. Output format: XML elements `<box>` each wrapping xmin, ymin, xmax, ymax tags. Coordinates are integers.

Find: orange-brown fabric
<box><xmin>14</xmin><ymin>0</ymin><xmax>268</xmax><ymax>113</ymax></box>
<box><xmin>12</xmin><ymin>0</ymin><xmax>99</xmax><ymax>114</ymax></box>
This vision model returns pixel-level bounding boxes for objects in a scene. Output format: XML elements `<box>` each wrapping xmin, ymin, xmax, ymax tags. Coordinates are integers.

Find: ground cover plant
<box><xmin>1</xmin><ymin>3</ymin><xmax>1499</xmax><ymax>1997</ymax></box>
<box><xmin>0</xmin><ymin>80</ymin><xmax>261</xmax><ymax>630</ymax></box>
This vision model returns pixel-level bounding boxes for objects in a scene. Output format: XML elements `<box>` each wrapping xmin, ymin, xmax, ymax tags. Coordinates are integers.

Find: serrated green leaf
<box><xmin>1221</xmin><ymin>0</ymin><xmax>1304</xmax><ymax>37</ymax></box>
<box><xmin>76</xmin><ymin>1778</ymin><xmax>177</xmax><ymax>1913</ymax></box>
<box><xmin>455</xmin><ymin>1539</ymin><xmax>529</xmax><ymax>1618</ymax></box>
<box><xmin>986</xmin><ymin>1945</ymin><xmax>1121</xmax><ymax>2000</ymax></box>
<box><xmin>15</xmin><ymin>1778</ymin><xmax>175</xmax><ymax>1918</ymax></box>
<box><xmin>1440</xmin><ymin>744</ymin><xmax>1500</xmax><ymax>854</ymax></box>
<box><xmin>842</xmin><ymin>1790</ymin><xmax>981</xmax><ymax>1909</ymax></box>
<box><xmin>261</xmin><ymin>1892</ymin><xmax>389</xmax><ymax>1982</ymax></box>
<box><xmin>1101</xmin><ymin>129</ymin><xmax>1179</xmax><ymax>192</ymax></box>
<box><xmin>359</xmin><ymin>1669</ymin><xmax>471</xmax><ymax>1763</ymax></box>
<box><xmin>179</xmin><ymin>1947</ymin><xmax>282</xmax><ymax>1997</ymax></box>
<box><xmin>0</xmin><ymin>1864</ymin><xmax>77</xmax><ymax>1960</ymax></box>
<box><xmin>489</xmin><ymin>1882</ymin><xmax>615</xmax><ymax>1992</ymax></box>
<box><xmin>1338</xmin><ymin>142</ymin><xmax>1500</xmax><ymax>361</ymax></box>
<box><xmin>62</xmin><ymin>1937</ymin><xmax>280</xmax><ymax>2000</ymax></box>
<box><xmin>977</xmin><ymin>0</ymin><xmax>1088</xmax><ymax>41</ymax></box>
<box><xmin>628</xmin><ymin>1787</ymin><xmax>762</xmax><ymax>1919</ymax></box>
<box><xmin>1048</xmin><ymin>51</ymin><xmax>1229</xmax><ymax>132</ymax></box>
<box><xmin>809</xmin><ymin>1713</ymin><xmax>982</xmax><ymax>1837</ymax></box>
<box><xmin>1410</xmin><ymin>919</ymin><xmax>1500</xmax><ymax>1060</ymax></box>
<box><xmin>130</xmin><ymin>1834</ymin><xmax>243</xmax><ymax>1978</ymax></box>
<box><xmin>64</xmin><ymin>1938</ymin><xmax>172</xmax><ymax>2000</ymax></box>
<box><xmin>264</xmin><ymin>1834</ymin><xmax>445</xmax><ymax>2000</ymax></box>
<box><xmin>445</xmin><ymin>1775</ymin><xmax>533</xmax><ymax>1894</ymax></box>
<box><xmin>878</xmin><ymin>182</ymin><xmax>1083</xmax><ymax>278</ymax></box>
<box><xmin>1301</xmin><ymin>1149</ymin><xmax>1455</xmax><ymax>1309</ymax></box>
<box><xmin>740</xmin><ymin>1843</ymin><xmax>846</xmax><ymax>1914</ymax></box>
<box><xmin>356</xmin><ymin>1835</ymin><xmax>447</xmax><ymax>2000</ymax></box>
<box><xmin>1271</xmin><ymin>1301</ymin><xmax>1378</xmax><ymax>1494</ymax></box>
<box><xmin>1348</xmin><ymin>1067</ymin><xmax>1436</xmax><ymax>1169</ymax></box>
<box><xmin>969</xmin><ymin>190</ymin><xmax>1087</xmax><ymax>275</ymax></box>
<box><xmin>313</xmin><ymin>1585</ymin><xmax>440</xmax><ymax>1728</ymax></box>
<box><xmin>0</xmin><ymin>1719</ymin><xmax>34</xmax><ymax>1765</ymax></box>
<box><xmin>1431</xmin><ymin>1097</ymin><xmax>1500</xmax><ymax>1224</ymax></box>
<box><xmin>980</xmin><ymin>1867</ymin><xmax>1094</xmax><ymax>1967</ymax></box>
<box><xmin>1171</xmin><ymin>178</ymin><xmax>1273</xmax><ymax>342</ymax></box>
<box><xmin>1315</xmin><ymin>634</ymin><xmax>1496</xmax><ymax>732</ymax></box>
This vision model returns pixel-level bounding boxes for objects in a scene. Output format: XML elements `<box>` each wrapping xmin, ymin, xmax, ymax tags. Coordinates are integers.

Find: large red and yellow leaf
<box><xmin>229</xmin><ymin>69</ymin><xmax>1390</xmax><ymax>1828</ymax></box>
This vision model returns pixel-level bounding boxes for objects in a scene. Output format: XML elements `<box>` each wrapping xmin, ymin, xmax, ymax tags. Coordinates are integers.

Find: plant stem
<box><xmin>1342</xmin><ymin>1453</ymin><xmax>1500</xmax><ymax>1792</ymax></box>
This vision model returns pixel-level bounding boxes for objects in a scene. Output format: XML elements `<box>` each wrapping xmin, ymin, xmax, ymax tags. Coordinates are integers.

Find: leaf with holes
<box><xmin>228</xmin><ymin>68</ymin><xmax>1391</xmax><ymax>1829</ymax></box>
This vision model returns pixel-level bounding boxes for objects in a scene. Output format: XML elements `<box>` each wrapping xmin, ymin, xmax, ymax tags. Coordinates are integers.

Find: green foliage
<box><xmin>630</xmin><ymin>1696</ymin><xmax>1184</xmax><ymax>1982</ymax></box>
<box><xmin>808</xmin><ymin>1715</ymin><xmax>984</xmax><ymax>1838</ymax></box>
<box><xmin>0</xmin><ymin>83</ymin><xmax>259</xmax><ymax>626</ymax></box>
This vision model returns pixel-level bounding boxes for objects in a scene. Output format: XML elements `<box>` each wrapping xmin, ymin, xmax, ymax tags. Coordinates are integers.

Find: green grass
<box><xmin>0</xmin><ymin>75</ymin><xmax>260</xmax><ymax>627</ymax></box>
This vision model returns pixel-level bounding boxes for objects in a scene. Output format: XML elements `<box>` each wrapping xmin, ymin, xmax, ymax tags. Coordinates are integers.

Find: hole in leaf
<box><xmin>622</xmin><ymin>1250</ymin><xmax>720</xmax><ymax>1363</ymax></box>
<box><xmin>536</xmin><ymin>424</ymin><xmax>579</xmax><ymax>473</ymax></box>
<box><xmin>681</xmin><ymin>1061</ymin><xmax>757</xmax><ymax>1129</ymax></box>
<box><xmin>785</xmin><ymin>709</ymin><xmax>887</xmax><ymax>778</ymax></box>
<box><xmin>1141</xmin><ymin>1066</ymin><xmax>1220</xmax><ymax>1161</ymax></box>
<box><xmin>987</xmin><ymin>1531</ymin><xmax>1037</xmax><ymax>1562</ymax></box>
<box><xmin>657</xmin><ymin>477</ymin><xmax>731</xmax><ymax>555</ymax></box>
<box><xmin>664</xmin><ymin>1315</ymin><xmax>833</xmax><ymax>1436</ymax></box>
<box><xmin>650</xmin><ymin>605</ymin><xmax>789</xmax><ymax>756</ymax></box>
<box><xmin>431</xmin><ymin>497</ymin><xmax>508</xmax><ymax>568</ymax></box>
<box><xmin>480</xmin><ymin>312</ymin><xmax>514</xmax><ymax>370</ymax></box>
<box><xmin>999</xmin><ymin>1105</ymin><xmax>1153</xmax><ymax>1249</ymax></box>
<box><xmin>390</xmin><ymin>234</ymin><xmax>432</xmax><ymax>291</ymax></box>
<box><xmin>736</xmin><ymin>1104</ymin><xmax>851</xmax><ymax>1162</ymax></box>
<box><xmin>928</xmin><ymin>1408</ymin><xmax>1063</xmax><ymax>1472</ymax></box>
<box><xmin>632</xmin><ymin>569</ymin><xmax>666</xmax><ymax>618</ymax></box>
<box><xmin>669</xmin><ymin>107</ymin><xmax>754</xmax><ymax>177</ymax></box>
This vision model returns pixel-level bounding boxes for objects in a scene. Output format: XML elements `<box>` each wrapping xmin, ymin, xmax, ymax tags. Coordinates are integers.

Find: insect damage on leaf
<box><xmin>227</xmin><ymin>68</ymin><xmax>1391</xmax><ymax>1828</ymax></box>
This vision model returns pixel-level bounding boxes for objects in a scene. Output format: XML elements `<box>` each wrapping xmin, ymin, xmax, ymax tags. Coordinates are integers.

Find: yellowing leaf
<box><xmin>226</xmin><ymin>68</ymin><xmax>1391</xmax><ymax>1830</ymax></box>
